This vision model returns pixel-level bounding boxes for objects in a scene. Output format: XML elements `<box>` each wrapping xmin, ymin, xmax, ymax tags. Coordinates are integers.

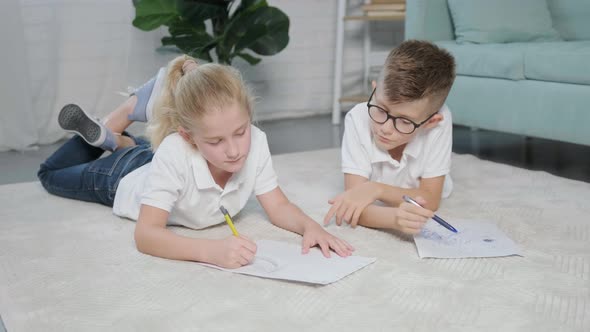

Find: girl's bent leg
<box><xmin>102</xmin><ymin>96</ymin><xmax>137</xmax><ymax>134</ymax></box>
<box><xmin>85</xmin><ymin>142</ymin><xmax>154</xmax><ymax>206</ymax></box>
<box><xmin>38</xmin><ymin>135</ymin><xmax>104</xmax><ymax>175</ymax></box>
<box><xmin>37</xmin><ymin>135</ymin><xmax>106</xmax><ymax>203</ymax></box>
<box><xmin>38</xmin><ymin>139</ymin><xmax>153</xmax><ymax>207</ymax></box>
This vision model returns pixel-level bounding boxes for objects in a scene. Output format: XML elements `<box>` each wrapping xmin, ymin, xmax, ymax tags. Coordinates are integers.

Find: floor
<box><xmin>1</xmin><ymin>114</ymin><xmax>589</xmax><ymax>331</ymax></box>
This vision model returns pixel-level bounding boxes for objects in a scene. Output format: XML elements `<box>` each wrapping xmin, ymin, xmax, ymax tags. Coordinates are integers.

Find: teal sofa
<box><xmin>405</xmin><ymin>0</ymin><xmax>590</xmax><ymax>146</ymax></box>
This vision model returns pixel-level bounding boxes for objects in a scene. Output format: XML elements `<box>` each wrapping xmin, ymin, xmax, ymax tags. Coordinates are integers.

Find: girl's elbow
<box><xmin>134</xmin><ymin>227</ymin><xmax>149</xmax><ymax>254</ymax></box>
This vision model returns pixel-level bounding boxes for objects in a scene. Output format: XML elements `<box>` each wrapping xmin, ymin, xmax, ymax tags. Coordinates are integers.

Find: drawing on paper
<box><xmin>413</xmin><ymin>219</ymin><xmax>521</xmax><ymax>258</ymax></box>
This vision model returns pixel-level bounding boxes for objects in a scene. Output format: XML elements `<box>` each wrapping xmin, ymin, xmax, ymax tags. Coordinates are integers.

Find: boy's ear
<box><xmin>422</xmin><ymin>113</ymin><xmax>444</xmax><ymax>129</ymax></box>
<box><xmin>371</xmin><ymin>80</ymin><xmax>377</xmax><ymax>89</ymax></box>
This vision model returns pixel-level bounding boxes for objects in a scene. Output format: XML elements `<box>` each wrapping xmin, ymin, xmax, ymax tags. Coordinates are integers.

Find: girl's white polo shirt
<box><xmin>341</xmin><ymin>103</ymin><xmax>454</xmax><ymax>198</ymax></box>
<box><xmin>113</xmin><ymin>125</ymin><xmax>278</xmax><ymax>229</ymax></box>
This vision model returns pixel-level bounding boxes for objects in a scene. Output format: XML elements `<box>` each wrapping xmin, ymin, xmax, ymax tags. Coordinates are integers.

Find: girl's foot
<box><xmin>128</xmin><ymin>67</ymin><xmax>167</xmax><ymax>123</ymax></box>
<box><xmin>58</xmin><ymin>104</ymin><xmax>118</xmax><ymax>151</ymax></box>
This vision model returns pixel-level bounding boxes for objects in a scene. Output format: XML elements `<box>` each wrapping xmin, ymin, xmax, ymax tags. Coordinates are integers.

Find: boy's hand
<box><xmin>394</xmin><ymin>196</ymin><xmax>434</xmax><ymax>235</ymax></box>
<box><xmin>324</xmin><ymin>182</ymin><xmax>379</xmax><ymax>227</ymax></box>
<box><xmin>208</xmin><ymin>235</ymin><xmax>257</xmax><ymax>269</ymax></box>
<box><xmin>302</xmin><ymin>223</ymin><xmax>355</xmax><ymax>258</ymax></box>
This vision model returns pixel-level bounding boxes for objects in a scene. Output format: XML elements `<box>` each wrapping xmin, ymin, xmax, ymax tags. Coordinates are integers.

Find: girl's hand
<box><xmin>302</xmin><ymin>223</ymin><xmax>355</xmax><ymax>258</ymax></box>
<box><xmin>324</xmin><ymin>182</ymin><xmax>379</xmax><ymax>227</ymax></box>
<box><xmin>207</xmin><ymin>235</ymin><xmax>257</xmax><ymax>269</ymax></box>
<box><xmin>394</xmin><ymin>196</ymin><xmax>434</xmax><ymax>235</ymax></box>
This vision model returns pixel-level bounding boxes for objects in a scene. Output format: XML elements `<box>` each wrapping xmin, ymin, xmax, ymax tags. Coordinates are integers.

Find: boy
<box><xmin>324</xmin><ymin>40</ymin><xmax>456</xmax><ymax>235</ymax></box>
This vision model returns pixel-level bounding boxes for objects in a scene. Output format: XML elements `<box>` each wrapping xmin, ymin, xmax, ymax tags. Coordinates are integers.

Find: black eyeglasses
<box><xmin>367</xmin><ymin>88</ymin><xmax>438</xmax><ymax>134</ymax></box>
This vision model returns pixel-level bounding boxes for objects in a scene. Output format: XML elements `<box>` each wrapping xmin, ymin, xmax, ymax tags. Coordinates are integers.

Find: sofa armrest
<box><xmin>405</xmin><ymin>0</ymin><xmax>455</xmax><ymax>41</ymax></box>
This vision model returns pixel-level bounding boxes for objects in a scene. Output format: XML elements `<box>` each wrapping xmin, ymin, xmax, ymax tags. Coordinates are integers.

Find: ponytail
<box><xmin>147</xmin><ymin>55</ymin><xmax>254</xmax><ymax>150</ymax></box>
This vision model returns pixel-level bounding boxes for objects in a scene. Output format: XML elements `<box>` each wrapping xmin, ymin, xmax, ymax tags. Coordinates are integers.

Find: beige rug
<box><xmin>0</xmin><ymin>149</ymin><xmax>589</xmax><ymax>332</ymax></box>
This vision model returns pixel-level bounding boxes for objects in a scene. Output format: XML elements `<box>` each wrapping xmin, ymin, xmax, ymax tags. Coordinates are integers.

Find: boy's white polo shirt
<box><xmin>113</xmin><ymin>125</ymin><xmax>278</xmax><ymax>229</ymax></box>
<box><xmin>341</xmin><ymin>103</ymin><xmax>453</xmax><ymax>198</ymax></box>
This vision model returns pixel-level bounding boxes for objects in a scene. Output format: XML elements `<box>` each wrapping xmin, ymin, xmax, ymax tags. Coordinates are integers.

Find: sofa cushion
<box><xmin>438</xmin><ymin>41</ymin><xmax>590</xmax><ymax>85</ymax></box>
<box><xmin>548</xmin><ymin>0</ymin><xmax>590</xmax><ymax>41</ymax></box>
<box><xmin>524</xmin><ymin>41</ymin><xmax>590</xmax><ymax>85</ymax></box>
<box><xmin>436</xmin><ymin>41</ymin><xmax>526</xmax><ymax>81</ymax></box>
<box><xmin>448</xmin><ymin>0</ymin><xmax>562</xmax><ymax>44</ymax></box>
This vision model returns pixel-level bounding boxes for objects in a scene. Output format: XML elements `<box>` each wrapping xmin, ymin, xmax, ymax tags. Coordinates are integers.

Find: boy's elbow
<box><xmin>420</xmin><ymin>189</ymin><xmax>442</xmax><ymax>211</ymax></box>
<box><xmin>430</xmin><ymin>202</ymin><xmax>440</xmax><ymax>212</ymax></box>
<box><xmin>426</xmin><ymin>198</ymin><xmax>441</xmax><ymax>212</ymax></box>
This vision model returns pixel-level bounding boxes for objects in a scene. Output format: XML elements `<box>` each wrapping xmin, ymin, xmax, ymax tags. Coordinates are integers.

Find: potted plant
<box><xmin>132</xmin><ymin>0</ymin><xmax>290</xmax><ymax>65</ymax></box>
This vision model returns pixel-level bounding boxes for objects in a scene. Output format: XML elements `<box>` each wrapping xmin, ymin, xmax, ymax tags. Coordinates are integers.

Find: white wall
<box><xmin>5</xmin><ymin>0</ymin><xmax>403</xmax><ymax>150</ymax></box>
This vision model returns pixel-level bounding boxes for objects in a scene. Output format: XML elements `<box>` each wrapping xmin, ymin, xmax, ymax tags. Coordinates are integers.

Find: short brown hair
<box><xmin>380</xmin><ymin>40</ymin><xmax>456</xmax><ymax>105</ymax></box>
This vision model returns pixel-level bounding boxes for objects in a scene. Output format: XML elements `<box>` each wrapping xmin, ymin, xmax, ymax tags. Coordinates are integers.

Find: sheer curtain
<box><xmin>0</xmin><ymin>0</ymin><xmax>37</xmax><ymax>151</ymax></box>
<box><xmin>0</xmin><ymin>0</ymin><xmax>174</xmax><ymax>151</ymax></box>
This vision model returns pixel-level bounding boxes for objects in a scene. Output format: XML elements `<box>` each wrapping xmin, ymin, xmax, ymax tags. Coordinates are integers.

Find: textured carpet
<box><xmin>0</xmin><ymin>149</ymin><xmax>589</xmax><ymax>331</ymax></box>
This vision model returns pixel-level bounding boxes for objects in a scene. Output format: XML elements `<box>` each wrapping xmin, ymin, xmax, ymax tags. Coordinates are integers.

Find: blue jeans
<box><xmin>37</xmin><ymin>134</ymin><xmax>153</xmax><ymax>207</ymax></box>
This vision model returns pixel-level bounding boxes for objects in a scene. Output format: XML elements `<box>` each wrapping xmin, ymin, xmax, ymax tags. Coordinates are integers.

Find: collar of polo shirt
<box><xmin>369</xmin><ymin>131</ymin><xmax>425</xmax><ymax>165</ymax></box>
<box><xmin>191</xmin><ymin>150</ymin><xmax>249</xmax><ymax>192</ymax></box>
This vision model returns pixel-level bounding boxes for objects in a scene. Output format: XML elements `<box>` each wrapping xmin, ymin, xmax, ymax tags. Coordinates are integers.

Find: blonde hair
<box><xmin>148</xmin><ymin>55</ymin><xmax>253</xmax><ymax>149</ymax></box>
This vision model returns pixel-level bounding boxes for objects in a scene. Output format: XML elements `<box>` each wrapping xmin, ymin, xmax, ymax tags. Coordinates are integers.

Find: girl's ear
<box><xmin>371</xmin><ymin>80</ymin><xmax>377</xmax><ymax>89</ymax></box>
<box><xmin>178</xmin><ymin>126</ymin><xmax>195</xmax><ymax>145</ymax></box>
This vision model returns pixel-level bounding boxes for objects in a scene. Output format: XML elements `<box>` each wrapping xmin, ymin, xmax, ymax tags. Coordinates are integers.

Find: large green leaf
<box><xmin>232</xmin><ymin>0</ymin><xmax>267</xmax><ymax>17</ymax></box>
<box><xmin>247</xmin><ymin>7</ymin><xmax>289</xmax><ymax>55</ymax></box>
<box><xmin>220</xmin><ymin>0</ymin><xmax>266</xmax><ymax>52</ymax></box>
<box><xmin>162</xmin><ymin>35</ymin><xmax>215</xmax><ymax>62</ymax></box>
<box><xmin>132</xmin><ymin>0</ymin><xmax>178</xmax><ymax>31</ymax></box>
<box><xmin>167</xmin><ymin>18</ymin><xmax>206</xmax><ymax>38</ymax></box>
<box><xmin>226</xmin><ymin>6</ymin><xmax>289</xmax><ymax>56</ymax></box>
<box><xmin>179</xmin><ymin>0</ymin><xmax>228</xmax><ymax>28</ymax></box>
<box><xmin>162</xmin><ymin>18</ymin><xmax>216</xmax><ymax>62</ymax></box>
<box><xmin>236</xmin><ymin>52</ymin><xmax>261</xmax><ymax>65</ymax></box>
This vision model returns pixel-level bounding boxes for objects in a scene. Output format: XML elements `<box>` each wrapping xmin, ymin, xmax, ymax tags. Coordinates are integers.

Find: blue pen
<box><xmin>402</xmin><ymin>195</ymin><xmax>458</xmax><ymax>233</ymax></box>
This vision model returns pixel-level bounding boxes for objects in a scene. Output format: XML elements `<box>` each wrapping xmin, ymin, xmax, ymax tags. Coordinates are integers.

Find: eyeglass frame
<box><xmin>366</xmin><ymin>88</ymin><xmax>439</xmax><ymax>134</ymax></box>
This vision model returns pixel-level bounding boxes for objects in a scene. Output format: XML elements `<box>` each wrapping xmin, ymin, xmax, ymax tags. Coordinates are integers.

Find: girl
<box><xmin>38</xmin><ymin>55</ymin><xmax>354</xmax><ymax>269</ymax></box>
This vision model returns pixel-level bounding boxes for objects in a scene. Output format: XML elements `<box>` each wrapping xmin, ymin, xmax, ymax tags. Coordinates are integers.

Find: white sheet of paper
<box><xmin>199</xmin><ymin>240</ymin><xmax>376</xmax><ymax>285</ymax></box>
<box><xmin>413</xmin><ymin>219</ymin><xmax>522</xmax><ymax>259</ymax></box>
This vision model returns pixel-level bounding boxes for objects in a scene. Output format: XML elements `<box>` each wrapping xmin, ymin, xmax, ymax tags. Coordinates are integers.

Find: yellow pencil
<box><xmin>219</xmin><ymin>205</ymin><xmax>239</xmax><ymax>236</ymax></box>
